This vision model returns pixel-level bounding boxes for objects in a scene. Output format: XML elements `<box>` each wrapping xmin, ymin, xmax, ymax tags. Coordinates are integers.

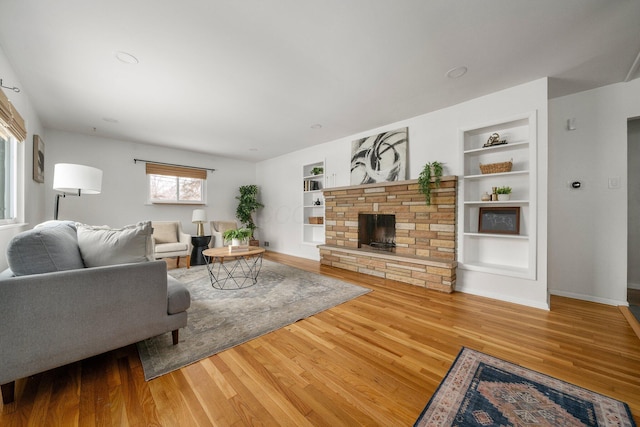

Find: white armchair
<box><xmin>209</xmin><ymin>220</ymin><xmax>238</xmax><ymax>248</ymax></box>
<box><xmin>151</xmin><ymin>221</ymin><xmax>192</xmax><ymax>268</ymax></box>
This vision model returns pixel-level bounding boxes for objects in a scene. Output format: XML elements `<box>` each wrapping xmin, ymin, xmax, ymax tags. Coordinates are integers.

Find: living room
<box><xmin>1</xmin><ymin>1</ymin><xmax>640</xmax><ymax>425</ymax></box>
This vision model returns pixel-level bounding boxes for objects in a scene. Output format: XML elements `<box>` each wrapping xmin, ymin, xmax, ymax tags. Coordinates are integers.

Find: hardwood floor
<box><xmin>2</xmin><ymin>252</ymin><xmax>640</xmax><ymax>426</ymax></box>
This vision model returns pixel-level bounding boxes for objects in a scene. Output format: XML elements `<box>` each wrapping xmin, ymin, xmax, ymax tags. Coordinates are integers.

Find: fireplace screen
<box><xmin>358</xmin><ymin>214</ymin><xmax>396</xmax><ymax>252</ymax></box>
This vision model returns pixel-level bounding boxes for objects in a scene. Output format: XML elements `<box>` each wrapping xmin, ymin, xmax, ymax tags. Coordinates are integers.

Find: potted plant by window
<box><xmin>418</xmin><ymin>161</ymin><xmax>443</xmax><ymax>205</ymax></box>
<box><xmin>496</xmin><ymin>186</ymin><xmax>512</xmax><ymax>201</ymax></box>
<box><xmin>235</xmin><ymin>185</ymin><xmax>265</xmax><ymax>246</ymax></box>
<box><xmin>222</xmin><ymin>227</ymin><xmax>252</xmax><ymax>247</ymax></box>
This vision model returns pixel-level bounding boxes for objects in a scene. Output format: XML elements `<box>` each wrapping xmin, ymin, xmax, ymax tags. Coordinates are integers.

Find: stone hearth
<box><xmin>319</xmin><ymin>176</ymin><xmax>457</xmax><ymax>292</ymax></box>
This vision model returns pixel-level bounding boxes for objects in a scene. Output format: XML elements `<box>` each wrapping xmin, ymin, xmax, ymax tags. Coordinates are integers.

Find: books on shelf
<box><xmin>228</xmin><ymin>245</ymin><xmax>250</xmax><ymax>253</ymax></box>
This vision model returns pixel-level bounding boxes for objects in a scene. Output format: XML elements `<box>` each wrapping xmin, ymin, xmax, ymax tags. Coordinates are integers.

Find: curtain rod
<box><xmin>133</xmin><ymin>158</ymin><xmax>216</xmax><ymax>172</ymax></box>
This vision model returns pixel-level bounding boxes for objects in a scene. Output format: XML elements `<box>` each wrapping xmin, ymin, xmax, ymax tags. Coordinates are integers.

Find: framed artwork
<box><xmin>350</xmin><ymin>127</ymin><xmax>407</xmax><ymax>185</ymax></box>
<box><xmin>33</xmin><ymin>134</ymin><xmax>44</xmax><ymax>183</ymax></box>
<box><xmin>478</xmin><ymin>206</ymin><xmax>520</xmax><ymax>234</ymax></box>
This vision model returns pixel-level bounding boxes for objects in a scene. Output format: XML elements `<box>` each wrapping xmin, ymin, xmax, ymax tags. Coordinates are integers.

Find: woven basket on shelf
<box><xmin>479</xmin><ymin>159</ymin><xmax>512</xmax><ymax>174</ymax></box>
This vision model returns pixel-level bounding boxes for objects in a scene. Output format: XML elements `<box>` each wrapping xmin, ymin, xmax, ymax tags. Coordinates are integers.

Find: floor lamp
<box><xmin>53</xmin><ymin>163</ymin><xmax>103</xmax><ymax>220</ymax></box>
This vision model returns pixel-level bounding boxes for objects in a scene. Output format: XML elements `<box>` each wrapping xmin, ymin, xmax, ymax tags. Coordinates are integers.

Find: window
<box><xmin>0</xmin><ymin>127</ymin><xmax>17</xmax><ymax>223</ymax></box>
<box><xmin>146</xmin><ymin>162</ymin><xmax>206</xmax><ymax>204</ymax></box>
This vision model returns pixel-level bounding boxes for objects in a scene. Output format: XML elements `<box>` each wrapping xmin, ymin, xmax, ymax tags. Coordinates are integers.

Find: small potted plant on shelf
<box><xmin>311</xmin><ymin>166</ymin><xmax>324</xmax><ymax>175</ymax></box>
<box><xmin>496</xmin><ymin>186</ymin><xmax>512</xmax><ymax>201</ymax></box>
<box><xmin>418</xmin><ymin>161</ymin><xmax>443</xmax><ymax>205</ymax></box>
<box><xmin>223</xmin><ymin>228</ymin><xmax>252</xmax><ymax>247</ymax></box>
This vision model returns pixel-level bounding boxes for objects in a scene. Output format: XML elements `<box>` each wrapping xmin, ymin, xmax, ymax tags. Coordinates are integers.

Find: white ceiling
<box><xmin>0</xmin><ymin>0</ymin><xmax>639</xmax><ymax>162</ymax></box>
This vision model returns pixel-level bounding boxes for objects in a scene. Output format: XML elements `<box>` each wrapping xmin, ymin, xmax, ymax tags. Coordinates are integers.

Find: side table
<box><xmin>191</xmin><ymin>235</ymin><xmax>212</xmax><ymax>266</ymax></box>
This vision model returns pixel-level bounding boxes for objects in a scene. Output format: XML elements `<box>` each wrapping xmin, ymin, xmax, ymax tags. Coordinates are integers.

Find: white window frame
<box><xmin>147</xmin><ymin>173</ymin><xmax>207</xmax><ymax>205</ymax></box>
<box><xmin>0</xmin><ymin>128</ymin><xmax>18</xmax><ymax>226</ymax></box>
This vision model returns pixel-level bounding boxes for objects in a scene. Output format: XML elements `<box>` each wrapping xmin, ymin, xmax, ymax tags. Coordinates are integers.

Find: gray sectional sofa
<box><xmin>0</xmin><ymin>220</ymin><xmax>190</xmax><ymax>405</ymax></box>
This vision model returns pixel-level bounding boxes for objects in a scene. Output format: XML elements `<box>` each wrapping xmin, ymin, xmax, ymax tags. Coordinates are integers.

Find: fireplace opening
<box><xmin>358</xmin><ymin>213</ymin><xmax>396</xmax><ymax>252</ymax></box>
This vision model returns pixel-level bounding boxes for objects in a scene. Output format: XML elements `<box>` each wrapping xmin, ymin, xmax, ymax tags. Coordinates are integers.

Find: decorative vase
<box><xmin>498</xmin><ymin>194</ymin><xmax>510</xmax><ymax>201</ymax></box>
<box><xmin>481</xmin><ymin>192</ymin><xmax>491</xmax><ymax>201</ymax></box>
<box><xmin>231</xmin><ymin>238</ymin><xmax>241</xmax><ymax>246</ymax></box>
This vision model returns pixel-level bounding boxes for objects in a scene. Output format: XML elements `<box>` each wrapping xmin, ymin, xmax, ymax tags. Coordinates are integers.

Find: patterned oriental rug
<box><xmin>415</xmin><ymin>347</ymin><xmax>636</xmax><ymax>427</ymax></box>
<box><xmin>136</xmin><ymin>259</ymin><xmax>370</xmax><ymax>380</ymax></box>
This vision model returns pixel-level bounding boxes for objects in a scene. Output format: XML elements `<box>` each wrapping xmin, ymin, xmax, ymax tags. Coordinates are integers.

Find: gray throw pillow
<box><xmin>7</xmin><ymin>221</ymin><xmax>85</xmax><ymax>276</ymax></box>
<box><xmin>76</xmin><ymin>221</ymin><xmax>153</xmax><ymax>267</ymax></box>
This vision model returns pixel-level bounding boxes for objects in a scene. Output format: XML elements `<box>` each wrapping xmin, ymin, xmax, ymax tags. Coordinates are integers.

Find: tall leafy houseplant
<box><xmin>418</xmin><ymin>161</ymin><xmax>443</xmax><ymax>205</ymax></box>
<box><xmin>235</xmin><ymin>185</ymin><xmax>264</xmax><ymax>238</ymax></box>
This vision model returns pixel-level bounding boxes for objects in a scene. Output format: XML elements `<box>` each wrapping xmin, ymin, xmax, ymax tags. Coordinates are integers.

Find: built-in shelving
<box><xmin>459</xmin><ymin>112</ymin><xmax>537</xmax><ymax>279</ymax></box>
<box><xmin>302</xmin><ymin>161</ymin><xmax>325</xmax><ymax>245</ymax></box>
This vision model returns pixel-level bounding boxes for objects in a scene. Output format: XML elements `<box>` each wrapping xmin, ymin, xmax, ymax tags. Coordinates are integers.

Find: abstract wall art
<box><xmin>350</xmin><ymin>127</ymin><xmax>407</xmax><ymax>185</ymax></box>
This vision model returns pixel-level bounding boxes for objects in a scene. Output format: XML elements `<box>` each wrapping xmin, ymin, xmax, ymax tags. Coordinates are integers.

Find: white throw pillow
<box><xmin>76</xmin><ymin>221</ymin><xmax>153</xmax><ymax>267</ymax></box>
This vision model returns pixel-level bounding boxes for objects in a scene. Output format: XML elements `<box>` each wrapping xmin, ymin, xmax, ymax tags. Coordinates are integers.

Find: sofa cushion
<box><xmin>7</xmin><ymin>221</ymin><xmax>85</xmax><ymax>276</ymax></box>
<box><xmin>76</xmin><ymin>221</ymin><xmax>153</xmax><ymax>267</ymax></box>
<box><xmin>167</xmin><ymin>275</ymin><xmax>191</xmax><ymax>314</ymax></box>
<box><xmin>153</xmin><ymin>222</ymin><xmax>177</xmax><ymax>244</ymax></box>
<box><xmin>154</xmin><ymin>242</ymin><xmax>189</xmax><ymax>254</ymax></box>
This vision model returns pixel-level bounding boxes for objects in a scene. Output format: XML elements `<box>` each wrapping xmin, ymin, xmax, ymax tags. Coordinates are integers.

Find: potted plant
<box><xmin>418</xmin><ymin>161</ymin><xmax>443</xmax><ymax>205</ymax></box>
<box><xmin>223</xmin><ymin>227</ymin><xmax>252</xmax><ymax>246</ymax></box>
<box><xmin>235</xmin><ymin>184</ymin><xmax>265</xmax><ymax>245</ymax></box>
<box><xmin>311</xmin><ymin>166</ymin><xmax>324</xmax><ymax>175</ymax></box>
<box><xmin>496</xmin><ymin>186</ymin><xmax>512</xmax><ymax>201</ymax></box>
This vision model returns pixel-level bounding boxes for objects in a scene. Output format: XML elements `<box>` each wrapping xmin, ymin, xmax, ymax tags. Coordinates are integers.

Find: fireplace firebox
<box><xmin>358</xmin><ymin>213</ymin><xmax>396</xmax><ymax>252</ymax></box>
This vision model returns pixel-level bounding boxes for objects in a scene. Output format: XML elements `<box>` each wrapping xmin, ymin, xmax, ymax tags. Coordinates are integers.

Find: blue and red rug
<box><xmin>415</xmin><ymin>347</ymin><xmax>635</xmax><ymax>427</ymax></box>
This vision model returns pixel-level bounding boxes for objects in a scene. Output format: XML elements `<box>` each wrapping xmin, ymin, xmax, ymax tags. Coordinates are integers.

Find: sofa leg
<box><xmin>1</xmin><ymin>381</ymin><xmax>15</xmax><ymax>404</ymax></box>
<box><xmin>186</xmin><ymin>255</ymin><xmax>191</xmax><ymax>269</ymax></box>
<box><xmin>172</xmin><ymin>329</ymin><xmax>179</xmax><ymax>345</ymax></box>
<box><xmin>176</xmin><ymin>256</ymin><xmax>181</xmax><ymax>268</ymax></box>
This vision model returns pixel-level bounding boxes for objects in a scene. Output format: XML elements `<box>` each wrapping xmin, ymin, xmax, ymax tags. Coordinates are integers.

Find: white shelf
<box><xmin>464</xmin><ymin>170</ymin><xmax>528</xmax><ymax>180</ymax></box>
<box><xmin>302</xmin><ymin>161</ymin><xmax>325</xmax><ymax>245</ymax></box>
<box><xmin>463</xmin><ymin>140</ymin><xmax>528</xmax><ymax>155</ymax></box>
<box><xmin>463</xmin><ymin>232</ymin><xmax>529</xmax><ymax>240</ymax></box>
<box><xmin>460</xmin><ymin>261</ymin><xmax>531</xmax><ymax>278</ymax></box>
<box><xmin>460</xmin><ymin>112</ymin><xmax>537</xmax><ymax>280</ymax></box>
<box><xmin>463</xmin><ymin>200</ymin><xmax>529</xmax><ymax>206</ymax></box>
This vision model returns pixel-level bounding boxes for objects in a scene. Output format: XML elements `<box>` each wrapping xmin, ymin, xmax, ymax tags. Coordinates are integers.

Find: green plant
<box><xmin>311</xmin><ymin>166</ymin><xmax>324</xmax><ymax>175</ymax></box>
<box><xmin>417</xmin><ymin>161</ymin><xmax>443</xmax><ymax>205</ymax></box>
<box><xmin>223</xmin><ymin>227</ymin><xmax>252</xmax><ymax>242</ymax></box>
<box><xmin>496</xmin><ymin>186</ymin><xmax>512</xmax><ymax>194</ymax></box>
<box><xmin>235</xmin><ymin>185</ymin><xmax>264</xmax><ymax>238</ymax></box>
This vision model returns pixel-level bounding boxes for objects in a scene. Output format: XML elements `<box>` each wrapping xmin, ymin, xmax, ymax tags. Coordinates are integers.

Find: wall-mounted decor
<box><xmin>478</xmin><ymin>206</ymin><xmax>520</xmax><ymax>234</ymax></box>
<box><xmin>33</xmin><ymin>134</ymin><xmax>44</xmax><ymax>183</ymax></box>
<box><xmin>350</xmin><ymin>127</ymin><xmax>407</xmax><ymax>185</ymax></box>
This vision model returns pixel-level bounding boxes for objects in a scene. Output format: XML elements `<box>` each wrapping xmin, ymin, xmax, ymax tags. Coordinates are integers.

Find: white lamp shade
<box><xmin>192</xmin><ymin>209</ymin><xmax>207</xmax><ymax>223</ymax></box>
<box><xmin>53</xmin><ymin>163</ymin><xmax>102</xmax><ymax>194</ymax></box>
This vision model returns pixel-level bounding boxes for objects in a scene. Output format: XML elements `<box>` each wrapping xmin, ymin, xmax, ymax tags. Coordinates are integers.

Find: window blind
<box><xmin>0</xmin><ymin>88</ymin><xmax>26</xmax><ymax>142</ymax></box>
<box><xmin>145</xmin><ymin>162</ymin><xmax>207</xmax><ymax>180</ymax></box>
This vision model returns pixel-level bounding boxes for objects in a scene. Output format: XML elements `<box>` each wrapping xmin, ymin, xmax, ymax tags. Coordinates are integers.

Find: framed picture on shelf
<box><xmin>478</xmin><ymin>206</ymin><xmax>520</xmax><ymax>235</ymax></box>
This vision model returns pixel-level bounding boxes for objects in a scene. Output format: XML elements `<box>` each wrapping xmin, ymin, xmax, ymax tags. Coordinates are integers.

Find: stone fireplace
<box><xmin>319</xmin><ymin>176</ymin><xmax>457</xmax><ymax>293</ymax></box>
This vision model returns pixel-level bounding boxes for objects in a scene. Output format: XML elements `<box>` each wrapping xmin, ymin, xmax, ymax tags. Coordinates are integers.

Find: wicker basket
<box><xmin>479</xmin><ymin>159</ymin><xmax>512</xmax><ymax>174</ymax></box>
<box><xmin>309</xmin><ymin>216</ymin><xmax>324</xmax><ymax>224</ymax></box>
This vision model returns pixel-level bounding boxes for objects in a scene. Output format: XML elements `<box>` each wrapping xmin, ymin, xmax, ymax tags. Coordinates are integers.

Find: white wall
<box><xmin>629</xmin><ymin>119</ymin><xmax>640</xmax><ymax>290</ymax></box>
<box><xmin>43</xmin><ymin>130</ymin><xmax>256</xmax><ymax>236</ymax></box>
<box><xmin>549</xmin><ymin>78</ymin><xmax>640</xmax><ymax>306</ymax></box>
<box><xmin>257</xmin><ymin>78</ymin><xmax>549</xmax><ymax>309</ymax></box>
<box><xmin>0</xmin><ymin>45</ymin><xmax>47</xmax><ymax>270</ymax></box>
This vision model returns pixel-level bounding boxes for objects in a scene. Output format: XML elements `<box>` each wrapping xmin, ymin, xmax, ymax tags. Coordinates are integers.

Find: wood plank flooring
<box><xmin>2</xmin><ymin>252</ymin><xmax>640</xmax><ymax>426</ymax></box>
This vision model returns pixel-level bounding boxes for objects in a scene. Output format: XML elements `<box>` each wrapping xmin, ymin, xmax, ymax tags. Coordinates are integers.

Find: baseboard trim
<box><xmin>619</xmin><ymin>306</ymin><xmax>640</xmax><ymax>341</ymax></box>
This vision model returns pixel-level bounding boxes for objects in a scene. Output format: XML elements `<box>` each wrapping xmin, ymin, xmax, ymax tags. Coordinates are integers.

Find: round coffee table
<box><xmin>202</xmin><ymin>246</ymin><xmax>266</xmax><ymax>289</ymax></box>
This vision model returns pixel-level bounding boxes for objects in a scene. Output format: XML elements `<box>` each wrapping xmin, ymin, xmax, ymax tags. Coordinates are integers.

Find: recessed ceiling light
<box><xmin>102</xmin><ymin>117</ymin><xmax>118</xmax><ymax>123</ymax></box>
<box><xmin>311</xmin><ymin>124</ymin><xmax>322</xmax><ymax>130</ymax></box>
<box><xmin>115</xmin><ymin>51</ymin><xmax>139</xmax><ymax>64</ymax></box>
<box><xmin>446</xmin><ymin>66</ymin><xmax>468</xmax><ymax>79</ymax></box>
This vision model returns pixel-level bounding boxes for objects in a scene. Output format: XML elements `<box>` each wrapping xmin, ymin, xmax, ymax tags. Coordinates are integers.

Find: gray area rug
<box><xmin>136</xmin><ymin>259</ymin><xmax>371</xmax><ymax>380</ymax></box>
